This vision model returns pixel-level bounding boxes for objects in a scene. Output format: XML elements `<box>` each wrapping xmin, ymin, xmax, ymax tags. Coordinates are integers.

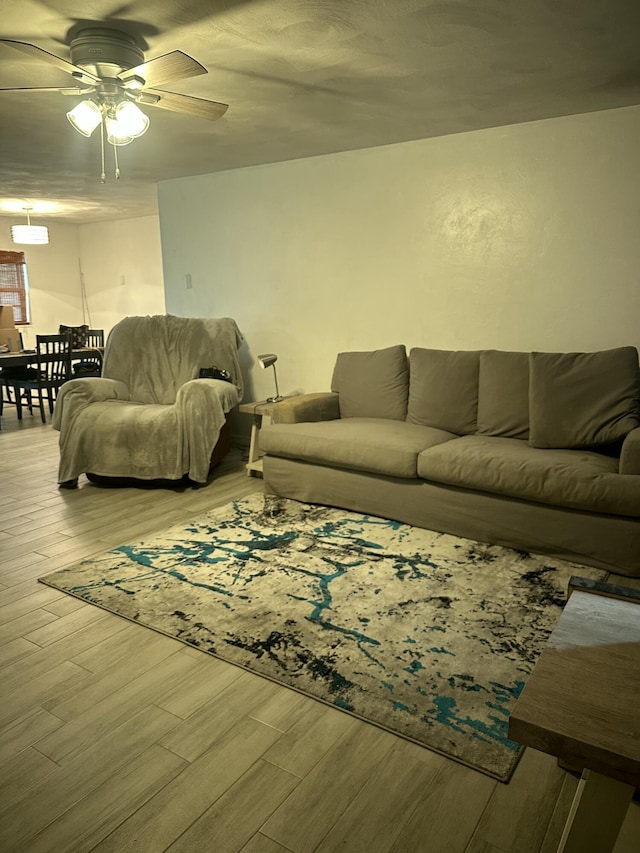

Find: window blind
<box><xmin>0</xmin><ymin>250</ymin><xmax>30</xmax><ymax>325</ymax></box>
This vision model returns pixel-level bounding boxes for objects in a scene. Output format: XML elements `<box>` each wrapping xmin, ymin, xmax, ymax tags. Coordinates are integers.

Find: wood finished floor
<box><xmin>0</xmin><ymin>409</ymin><xmax>638</xmax><ymax>853</ymax></box>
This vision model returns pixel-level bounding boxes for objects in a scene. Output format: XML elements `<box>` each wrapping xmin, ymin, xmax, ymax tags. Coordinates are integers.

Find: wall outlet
<box><xmin>185</xmin><ymin>273</ymin><xmax>193</xmax><ymax>289</ymax></box>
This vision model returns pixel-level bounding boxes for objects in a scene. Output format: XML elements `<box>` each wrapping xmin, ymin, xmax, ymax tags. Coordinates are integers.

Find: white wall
<box><xmin>159</xmin><ymin>104</ymin><xmax>640</xmax><ymax>403</ymax></box>
<box><xmin>0</xmin><ymin>214</ymin><xmax>165</xmax><ymax>348</ymax></box>
<box><xmin>78</xmin><ymin>215</ymin><xmax>166</xmax><ymax>337</ymax></box>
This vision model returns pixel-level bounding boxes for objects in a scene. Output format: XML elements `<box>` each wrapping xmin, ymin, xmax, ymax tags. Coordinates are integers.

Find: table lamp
<box><xmin>257</xmin><ymin>353</ymin><xmax>283</xmax><ymax>402</ymax></box>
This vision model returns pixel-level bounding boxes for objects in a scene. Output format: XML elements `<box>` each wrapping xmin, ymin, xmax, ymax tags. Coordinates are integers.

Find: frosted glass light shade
<box><xmin>115</xmin><ymin>101</ymin><xmax>149</xmax><ymax>136</ymax></box>
<box><xmin>67</xmin><ymin>100</ymin><xmax>102</xmax><ymax>137</ymax></box>
<box><xmin>105</xmin><ymin>117</ymin><xmax>133</xmax><ymax>146</ymax></box>
<box><xmin>106</xmin><ymin>101</ymin><xmax>149</xmax><ymax>146</ymax></box>
<box><xmin>11</xmin><ymin>224</ymin><xmax>49</xmax><ymax>245</ymax></box>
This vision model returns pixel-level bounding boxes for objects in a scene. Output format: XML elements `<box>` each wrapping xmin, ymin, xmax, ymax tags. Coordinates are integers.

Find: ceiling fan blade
<box><xmin>0</xmin><ymin>38</ymin><xmax>100</xmax><ymax>86</ymax></box>
<box><xmin>0</xmin><ymin>86</ymin><xmax>88</xmax><ymax>94</ymax></box>
<box><xmin>118</xmin><ymin>50</ymin><xmax>206</xmax><ymax>88</ymax></box>
<box><xmin>141</xmin><ymin>88</ymin><xmax>228</xmax><ymax>121</ymax></box>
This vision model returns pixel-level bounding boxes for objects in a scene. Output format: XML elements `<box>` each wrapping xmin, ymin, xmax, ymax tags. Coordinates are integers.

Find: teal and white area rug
<box><xmin>39</xmin><ymin>494</ymin><xmax>605</xmax><ymax>782</ymax></box>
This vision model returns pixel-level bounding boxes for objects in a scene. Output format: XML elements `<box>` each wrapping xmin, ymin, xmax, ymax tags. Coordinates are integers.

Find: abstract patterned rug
<box><xmin>39</xmin><ymin>494</ymin><xmax>605</xmax><ymax>782</ymax></box>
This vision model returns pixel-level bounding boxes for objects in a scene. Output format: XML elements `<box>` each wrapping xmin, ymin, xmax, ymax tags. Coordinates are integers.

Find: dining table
<box><xmin>0</xmin><ymin>346</ymin><xmax>104</xmax><ymax>369</ymax></box>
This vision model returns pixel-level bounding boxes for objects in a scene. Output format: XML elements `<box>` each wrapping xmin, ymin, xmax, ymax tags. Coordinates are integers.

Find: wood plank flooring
<box><xmin>1</xmin><ymin>409</ymin><xmax>638</xmax><ymax>852</ymax></box>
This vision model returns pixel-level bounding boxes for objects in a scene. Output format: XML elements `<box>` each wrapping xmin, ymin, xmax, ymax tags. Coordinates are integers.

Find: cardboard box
<box><xmin>0</xmin><ymin>306</ymin><xmax>16</xmax><ymax>326</ymax></box>
<box><xmin>0</xmin><ymin>305</ymin><xmax>19</xmax><ymax>352</ymax></box>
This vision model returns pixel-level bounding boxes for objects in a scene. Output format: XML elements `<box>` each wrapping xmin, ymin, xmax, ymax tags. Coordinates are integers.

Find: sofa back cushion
<box><xmin>331</xmin><ymin>344</ymin><xmax>408</xmax><ymax>420</ymax></box>
<box><xmin>407</xmin><ymin>348</ymin><xmax>480</xmax><ymax>435</ymax></box>
<box><xmin>476</xmin><ymin>350</ymin><xmax>530</xmax><ymax>440</ymax></box>
<box><xmin>529</xmin><ymin>347</ymin><xmax>640</xmax><ymax>448</ymax></box>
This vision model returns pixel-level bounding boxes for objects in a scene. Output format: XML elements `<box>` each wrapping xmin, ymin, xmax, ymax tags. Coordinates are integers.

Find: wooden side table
<box><xmin>508</xmin><ymin>580</ymin><xmax>640</xmax><ymax>852</ymax></box>
<box><xmin>238</xmin><ymin>399</ymin><xmax>277</xmax><ymax>476</ymax></box>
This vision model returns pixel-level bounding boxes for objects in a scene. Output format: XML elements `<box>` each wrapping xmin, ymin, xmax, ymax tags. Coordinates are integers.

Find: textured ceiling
<box><xmin>1</xmin><ymin>0</ymin><xmax>640</xmax><ymax>224</ymax></box>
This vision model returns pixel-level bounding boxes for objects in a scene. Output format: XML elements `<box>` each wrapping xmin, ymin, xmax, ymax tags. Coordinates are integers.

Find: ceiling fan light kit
<box><xmin>69</xmin><ymin>98</ymin><xmax>150</xmax><ymax>146</ymax></box>
<box><xmin>11</xmin><ymin>207</ymin><xmax>49</xmax><ymax>245</ymax></box>
<box><xmin>1</xmin><ymin>27</ymin><xmax>229</xmax><ymax>182</ymax></box>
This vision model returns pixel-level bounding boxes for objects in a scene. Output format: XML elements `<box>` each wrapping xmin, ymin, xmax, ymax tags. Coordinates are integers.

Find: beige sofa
<box><xmin>259</xmin><ymin>345</ymin><xmax>640</xmax><ymax>577</ymax></box>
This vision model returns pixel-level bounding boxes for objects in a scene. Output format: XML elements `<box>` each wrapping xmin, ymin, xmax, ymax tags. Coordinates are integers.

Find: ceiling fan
<box><xmin>0</xmin><ymin>27</ymin><xmax>229</xmax><ymax>180</ymax></box>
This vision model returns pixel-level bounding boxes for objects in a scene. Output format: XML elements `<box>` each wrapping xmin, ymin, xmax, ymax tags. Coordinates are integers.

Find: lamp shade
<box><xmin>67</xmin><ymin>100</ymin><xmax>102</xmax><ymax>137</ymax></box>
<box><xmin>11</xmin><ymin>224</ymin><xmax>49</xmax><ymax>245</ymax></box>
<box><xmin>257</xmin><ymin>353</ymin><xmax>278</xmax><ymax>369</ymax></box>
<box><xmin>11</xmin><ymin>206</ymin><xmax>49</xmax><ymax>245</ymax></box>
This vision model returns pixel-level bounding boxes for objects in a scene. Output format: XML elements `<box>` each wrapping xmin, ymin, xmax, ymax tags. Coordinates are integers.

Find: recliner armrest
<box><xmin>52</xmin><ymin>377</ymin><xmax>130</xmax><ymax>431</ymax></box>
<box><xmin>176</xmin><ymin>378</ymin><xmax>240</xmax><ymax>483</ymax></box>
<box><xmin>620</xmin><ymin>426</ymin><xmax>640</xmax><ymax>474</ymax></box>
<box><xmin>271</xmin><ymin>392</ymin><xmax>340</xmax><ymax>424</ymax></box>
<box><xmin>177</xmin><ymin>377</ymin><xmax>239</xmax><ymax>413</ymax></box>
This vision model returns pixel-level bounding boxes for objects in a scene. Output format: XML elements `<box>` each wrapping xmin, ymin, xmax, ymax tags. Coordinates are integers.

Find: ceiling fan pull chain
<box><xmin>113</xmin><ymin>139</ymin><xmax>120</xmax><ymax>180</ymax></box>
<box><xmin>100</xmin><ymin>119</ymin><xmax>106</xmax><ymax>184</ymax></box>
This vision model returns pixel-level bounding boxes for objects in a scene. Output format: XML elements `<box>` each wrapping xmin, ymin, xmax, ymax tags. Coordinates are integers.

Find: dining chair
<box><xmin>0</xmin><ymin>333</ymin><xmax>72</xmax><ymax>423</ymax></box>
<box><xmin>72</xmin><ymin>328</ymin><xmax>104</xmax><ymax>377</ymax></box>
<box><xmin>86</xmin><ymin>329</ymin><xmax>104</xmax><ymax>348</ymax></box>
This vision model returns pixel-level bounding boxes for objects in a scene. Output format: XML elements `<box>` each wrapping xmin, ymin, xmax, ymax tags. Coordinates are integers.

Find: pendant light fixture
<box><xmin>11</xmin><ymin>207</ymin><xmax>49</xmax><ymax>245</ymax></box>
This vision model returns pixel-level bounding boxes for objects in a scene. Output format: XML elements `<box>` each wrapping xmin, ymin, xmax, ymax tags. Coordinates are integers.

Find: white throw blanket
<box><xmin>53</xmin><ymin>315</ymin><xmax>243</xmax><ymax>483</ymax></box>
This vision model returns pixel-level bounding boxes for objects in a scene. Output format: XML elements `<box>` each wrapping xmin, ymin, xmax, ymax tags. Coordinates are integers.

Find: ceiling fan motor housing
<box><xmin>70</xmin><ymin>28</ymin><xmax>144</xmax><ymax>76</ymax></box>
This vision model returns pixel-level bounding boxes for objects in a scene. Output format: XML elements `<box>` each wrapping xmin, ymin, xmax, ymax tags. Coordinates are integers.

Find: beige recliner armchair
<box><xmin>53</xmin><ymin>314</ymin><xmax>244</xmax><ymax>487</ymax></box>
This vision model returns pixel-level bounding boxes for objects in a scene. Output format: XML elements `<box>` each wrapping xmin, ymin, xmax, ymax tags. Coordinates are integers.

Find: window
<box><xmin>0</xmin><ymin>250</ymin><xmax>31</xmax><ymax>325</ymax></box>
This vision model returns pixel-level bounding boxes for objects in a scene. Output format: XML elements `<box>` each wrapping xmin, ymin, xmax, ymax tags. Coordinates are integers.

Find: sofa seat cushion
<box><xmin>260</xmin><ymin>418</ymin><xmax>456</xmax><ymax>478</ymax></box>
<box><xmin>417</xmin><ymin>435</ymin><xmax>640</xmax><ymax>517</ymax></box>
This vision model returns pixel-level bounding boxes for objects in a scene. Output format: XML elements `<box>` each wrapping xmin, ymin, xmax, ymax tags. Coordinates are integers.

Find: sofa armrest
<box><xmin>620</xmin><ymin>426</ymin><xmax>640</xmax><ymax>474</ymax></box>
<box><xmin>272</xmin><ymin>392</ymin><xmax>340</xmax><ymax>424</ymax></box>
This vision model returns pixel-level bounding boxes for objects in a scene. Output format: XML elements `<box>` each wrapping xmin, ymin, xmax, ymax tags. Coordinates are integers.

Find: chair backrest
<box><xmin>36</xmin><ymin>334</ymin><xmax>72</xmax><ymax>386</ymax></box>
<box><xmin>102</xmin><ymin>315</ymin><xmax>244</xmax><ymax>405</ymax></box>
<box><xmin>86</xmin><ymin>329</ymin><xmax>104</xmax><ymax>348</ymax></box>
